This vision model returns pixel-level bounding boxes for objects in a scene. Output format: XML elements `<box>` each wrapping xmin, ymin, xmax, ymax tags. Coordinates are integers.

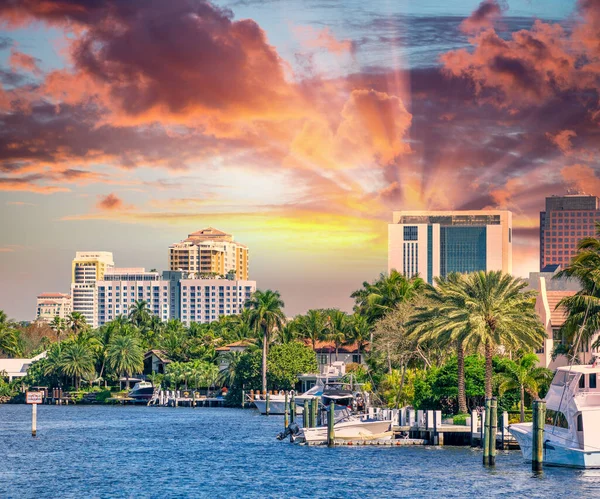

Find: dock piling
<box><xmin>265</xmin><ymin>392</ymin><xmax>270</xmax><ymax>416</ymax></box>
<box><xmin>284</xmin><ymin>391</ymin><xmax>289</xmax><ymax>428</ymax></box>
<box><xmin>488</xmin><ymin>397</ymin><xmax>497</xmax><ymax>465</ymax></box>
<box><xmin>241</xmin><ymin>390</ymin><xmax>245</xmax><ymax>409</ymax></box>
<box><xmin>483</xmin><ymin>398</ymin><xmax>491</xmax><ymax>465</ymax></box>
<box><xmin>327</xmin><ymin>402</ymin><xmax>335</xmax><ymax>447</ymax></box>
<box><xmin>290</xmin><ymin>393</ymin><xmax>296</xmax><ymax>424</ymax></box>
<box><xmin>31</xmin><ymin>403</ymin><xmax>37</xmax><ymax>437</ymax></box>
<box><xmin>303</xmin><ymin>400</ymin><xmax>309</xmax><ymax>427</ymax></box>
<box><xmin>532</xmin><ymin>400</ymin><xmax>546</xmax><ymax>472</ymax></box>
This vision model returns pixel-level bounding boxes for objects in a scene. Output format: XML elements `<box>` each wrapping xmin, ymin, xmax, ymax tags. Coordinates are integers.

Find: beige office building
<box><xmin>388</xmin><ymin>210</ymin><xmax>512</xmax><ymax>284</ymax></box>
<box><xmin>169</xmin><ymin>228</ymin><xmax>249</xmax><ymax>280</ymax></box>
<box><xmin>36</xmin><ymin>293</ymin><xmax>72</xmax><ymax>323</ymax></box>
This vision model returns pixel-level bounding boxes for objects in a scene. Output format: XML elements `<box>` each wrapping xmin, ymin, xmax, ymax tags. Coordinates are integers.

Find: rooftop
<box><xmin>547</xmin><ymin>290</ymin><xmax>577</xmax><ymax>327</ymax></box>
<box><xmin>37</xmin><ymin>293</ymin><xmax>70</xmax><ymax>299</ymax></box>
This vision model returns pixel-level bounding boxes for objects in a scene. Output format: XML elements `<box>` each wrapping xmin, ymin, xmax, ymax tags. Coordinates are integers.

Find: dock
<box><xmin>148</xmin><ymin>389</ymin><xmax>226</xmax><ymax>408</ymax></box>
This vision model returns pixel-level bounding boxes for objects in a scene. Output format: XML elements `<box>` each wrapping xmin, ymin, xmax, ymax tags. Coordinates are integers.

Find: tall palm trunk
<box><xmin>457</xmin><ymin>341</ymin><xmax>468</xmax><ymax>414</ymax></box>
<box><xmin>335</xmin><ymin>344</ymin><xmax>339</xmax><ymax>361</ymax></box>
<box><xmin>398</xmin><ymin>364</ymin><xmax>406</xmax><ymax>409</ymax></box>
<box><xmin>261</xmin><ymin>327</ymin><xmax>268</xmax><ymax>392</ymax></box>
<box><xmin>520</xmin><ymin>385</ymin><xmax>525</xmax><ymax>423</ymax></box>
<box><xmin>485</xmin><ymin>340</ymin><xmax>493</xmax><ymax>399</ymax></box>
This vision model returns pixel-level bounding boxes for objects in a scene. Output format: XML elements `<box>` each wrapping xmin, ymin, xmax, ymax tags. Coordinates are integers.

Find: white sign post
<box><xmin>26</xmin><ymin>391</ymin><xmax>43</xmax><ymax>437</ymax></box>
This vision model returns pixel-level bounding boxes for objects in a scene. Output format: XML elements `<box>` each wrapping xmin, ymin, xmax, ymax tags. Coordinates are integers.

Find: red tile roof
<box><xmin>547</xmin><ymin>290</ymin><xmax>577</xmax><ymax>327</ymax></box>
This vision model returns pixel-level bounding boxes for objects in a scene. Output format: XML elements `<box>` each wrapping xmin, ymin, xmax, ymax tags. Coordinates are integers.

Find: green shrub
<box><xmin>453</xmin><ymin>414</ymin><xmax>468</xmax><ymax>425</ymax></box>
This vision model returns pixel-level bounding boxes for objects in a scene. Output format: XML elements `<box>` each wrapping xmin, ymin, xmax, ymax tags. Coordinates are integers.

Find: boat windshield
<box><xmin>551</xmin><ymin>370</ymin><xmax>578</xmax><ymax>387</ymax></box>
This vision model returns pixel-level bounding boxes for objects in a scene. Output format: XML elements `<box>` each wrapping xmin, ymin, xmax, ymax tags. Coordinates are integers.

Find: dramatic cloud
<box><xmin>460</xmin><ymin>0</ymin><xmax>507</xmax><ymax>34</ymax></box>
<box><xmin>547</xmin><ymin>130</ymin><xmax>577</xmax><ymax>154</ymax></box>
<box><xmin>97</xmin><ymin>193</ymin><xmax>124</xmax><ymax>211</ymax></box>
<box><xmin>9</xmin><ymin>49</ymin><xmax>41</xmax><ymax>74</ymax></box>
<box><xmin>295</xmin><ymin>26</ymin><xmax>355</xmax><ymax>55</ymax></box>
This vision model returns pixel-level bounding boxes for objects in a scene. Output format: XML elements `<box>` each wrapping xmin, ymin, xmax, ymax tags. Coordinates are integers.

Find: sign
<box><xmin>26</xmin><ymin>391</ymin><xmax>43</xmax><ymax>404</ymax></box>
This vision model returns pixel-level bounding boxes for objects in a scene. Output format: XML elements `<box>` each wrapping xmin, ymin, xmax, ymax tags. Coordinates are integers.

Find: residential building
<box><xmin>0</xmin><ymin>352</ymin><xmax>46</xmax><ymax>382</ymax></box>
<box><xmin>216</xmin><ymin>340</ymin><xmax>256</xmax><ymax>371</ymax></box>
<box><xmin>70</xmin><ymin>251</ymin><xmax>114</xmax><ymax>328</ymax></box>
<box><xmin>388</xmin><ymin>210</ymin><xmax>512</xmax><ymax>283</ymax></box>
<box><xmin>96</xmin><ymin>268</ymin><xmax>171</xmax><ymax>326</ymax></box>
<box><xmin>35</xmin><ymin>293</ymin><xmax>71</xmax><ymax>323</ymax></box>
<box><xmin>540</xmin><ymin>194</ymin><xmax>600</xmax><ymax>270</ymax></box>
<box><xmin>526</xmin><ymin>265</ymin><xmax>598</xmax><ymax>369</ymax></box>
<box><xmin>177</xmin><ymin>277</ymin><xmax>256</xmax><ymax>326</ymax></box>
<box><xmin>168</xmin><ymin>227</ymin><xmax>249</xmax><ymax>280</ymax></box>
<box><xmin>143</xmin><ymin>350</ymin><xmax>171</xmax><ymax>375</ymax></box>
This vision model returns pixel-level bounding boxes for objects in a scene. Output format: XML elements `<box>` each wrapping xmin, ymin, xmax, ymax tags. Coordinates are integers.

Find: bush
<box><xmin>453</xmin><ymin>414</ymin><xmax>468</xmax><ymax>425</ymax></box>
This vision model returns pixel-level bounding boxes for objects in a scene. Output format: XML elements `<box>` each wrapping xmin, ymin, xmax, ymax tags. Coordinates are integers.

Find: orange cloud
<box><xmin>97</xmin><ymin>193</ymin><xmax>125</xmax><ymax>211</ymax></box>
<box><xmin>561</xmin><ymin>164</ymin><xmax>600</xmax><ymax>195</ymax></box>
<box><xmin>295</xmin><ymin>26</ymin><xmax>355</xmax><ymax>55</ymax></box>
<box><xmin>460</xmin><ymin>0</ymin><xmax>507</xmax><ymax>34</ymax></box>
<box><xmin>547</xmin><ymin>130</ymin><xmax>577</xmax><ymax>154</ymax></box>
<box><xmin>9</xmin><ymin>49</ymin><xmax>41</xmax><ymax>73</ymax></box>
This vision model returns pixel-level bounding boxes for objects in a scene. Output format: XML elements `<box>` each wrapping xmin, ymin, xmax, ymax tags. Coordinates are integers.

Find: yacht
<box><xmin>509</xmin><ymin>364</ymin><xmax>600</xmax><ymax>468</ymax></box>
<box><xmin>128</xmin><ymin>381</ymin><xmax>155</xmax><ymax>401</ymax></box>
<box><xmin>252</xmin><ymin>380</ymin><xmax>324</xmax><ymax>415</ymax></box>
<box><xmin>299</xmin><ymin>410</ymin><xmax>393</xmax><ymax>444</ymax></box>
<box><xmin>321</xmin><ymin>381</ymin><xmax>355</xmax><ymax>408</ymax></box>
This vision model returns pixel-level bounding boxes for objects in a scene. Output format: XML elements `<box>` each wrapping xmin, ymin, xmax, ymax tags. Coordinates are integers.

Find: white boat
<box><xmin>252</xmin><ymin>381</ymin><xmax>324</xmax><ymax>415</ymax></box>
<box><xmin>128</xmin><ymin>381</ymin><xmax>155</xmax><ymax>401</ymax></box>
<box><xmin>300</xmin><ymin>412</ymin><xmax>393</xmax><ymax>444</ymax></box>
<box><xmin>509</xmin><ymin>363</ymin><xmax>600</xmax><ymax>468</ymax></box>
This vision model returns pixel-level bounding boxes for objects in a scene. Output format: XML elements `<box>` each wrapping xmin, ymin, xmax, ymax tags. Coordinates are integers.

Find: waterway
<box><xmin>1</xmin><ymin>405</ymin><xmax>600</xmax><ymax>498</ymax></box>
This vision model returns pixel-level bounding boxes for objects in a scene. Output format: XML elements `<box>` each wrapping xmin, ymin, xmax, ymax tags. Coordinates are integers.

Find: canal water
<box><xmin>1</xmin><ymin>405</ymin><xmax>600</xmax><ymax>498</ymax></box>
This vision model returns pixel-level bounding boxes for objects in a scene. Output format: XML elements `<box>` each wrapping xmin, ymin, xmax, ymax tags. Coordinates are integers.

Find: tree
<box><xmin>67</xmin><ymin>312</ymin><xmax>88</xmax><ymax>336</ymax></box>
<box><xmin>267</xmin><ymin>342</ymin><xmax>318</xmax><ymax>390</ymax></box>
<box><xmin>50</xmin><ymin>316</ymin><xmax>67</xmax><ymax>342</ymax></box>
<box><xmin>497</xmin><ymin>353</ymin><xmax>552</xmax><ymax>423</ymax></box>
<box><xmin>245</xmin><ymin>290</ymin><xmax>286</xmax><ymax>392</ymax></box>
<box><xmin>60</xmin><ymin>340</ymin><xmax>96</xmax><ymax>390</ymax></box>
<box><xmin>555</xmin><ymin>224</ymin><xmax>600</xmax><ymax>358</ymax></box>
<box><xmin>413</xmin><ymin>271</ymin><xmax>545</xmax><ymax>399</ymax></box>
<box><xmin>129</xmin><ymin>300</ymin><xmax>151</xmax><ymax>328</ymax></box>
<box><xmin>294</xmin><ymin>310</ymin><xmax>327</xmax><ymax>350</ymax></box>
<box><xmin>408</xmin><ymin>274</ymin><xmax>470</xmax><ymax>414</ymax></box>
<box><xmin>326</xmin><ymin>309</ymin><xmax>350</xmax><ymax>361</ymax></box>
<box><xmin>0</xmin><ymin>311</ymin><xmax>20</xmax><ymax>357</ymax></box>
<box><xmin>349</xmin><ymin>314</ymin><xmax>370</xmax><ymax>356</ymax></box>
<box><xmin>351</xmin><ymin>270</ymin><xmax>425</xmax><ymax>331</ymax></box>
<box><xmin>107</xmin><ymin>335</ymin><xmax>144</xmax><ymax>388</ymax></box>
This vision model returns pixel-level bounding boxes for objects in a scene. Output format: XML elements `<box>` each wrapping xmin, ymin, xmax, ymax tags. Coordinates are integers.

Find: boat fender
<box><xmin>279</xmin><ymin>390</ymin><xmax>284</xmax><ymax>396</ymax></box>
<box><xmin>289</xmin><ymin>390</ymin><xmax>295</xmax><ymax>396</ymax></box>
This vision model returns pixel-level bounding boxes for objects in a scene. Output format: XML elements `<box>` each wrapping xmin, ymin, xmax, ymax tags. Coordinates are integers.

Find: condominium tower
<box><xmin>168</xmin><ymin>227</ymin><xmax>249</xmax><ymax>280</ymax></box>
<box><xmin>388</xmin><ymin>210</ymin><xmax>512</xmax><ymax>283</ymax></box>
<box><xmin>540</xmin><ymin>195</ymin><xmax>600</xmax><ymax>269</ymax></box>
<box><xmin>70</xmin><ymin>251</ymin><xmax>114</xmax><ymax>328</ymax></box>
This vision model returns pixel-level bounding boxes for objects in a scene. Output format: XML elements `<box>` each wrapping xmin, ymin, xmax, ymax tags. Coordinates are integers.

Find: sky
<box><xmin>0</xmin><ymin>0</ymin><xmax>599</xmax><ymax>321</ymax></box>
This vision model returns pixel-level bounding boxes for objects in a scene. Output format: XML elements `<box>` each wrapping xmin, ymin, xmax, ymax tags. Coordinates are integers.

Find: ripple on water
<box><xmin>1</xmin><ymin>405</ymin><xmax>600</xmax><ymax>498</ymax></box>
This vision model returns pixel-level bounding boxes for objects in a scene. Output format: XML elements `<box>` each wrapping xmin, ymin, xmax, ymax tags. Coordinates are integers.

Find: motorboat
<box><xmin>128</xmin><ymin>381</ymin><xmax>155</xmax><ymax>401</ymax></box>
<box><xmin>252</xmin><ymin>381</ymin><xmax>324</xmax><ymax>415</ymax></box>
<box><xmin>299</xmin><ymin>410</ymin><xmax>393</xmax><ymax>444</ymax></box>
<box><xmin>509</xmin><ymin>363</ymin><xmax>600</xmax><ymax>468</ymax></box>
<box><xmin>321</xmin><ymin>382</ymin><xmax>354</xmax><ymax>408</ymax></box>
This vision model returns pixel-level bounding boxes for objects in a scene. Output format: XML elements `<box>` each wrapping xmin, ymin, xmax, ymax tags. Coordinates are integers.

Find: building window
<box><xmin>352</xmin><ymin>354</ymin><xmax>361</xmax><ymax>364</ymax></box>
<box><xmin>403</xmin><ymin>226</ymin><xmax>418</xmax><ymax>241</ymax></box>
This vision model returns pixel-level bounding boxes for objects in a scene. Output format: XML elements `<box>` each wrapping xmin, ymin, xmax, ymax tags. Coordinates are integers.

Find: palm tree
<box><xmin>67</xmin><ymin>312</ymin><xmax>87</xmax><ymax>336</ymax></box>
<box><xmin>327</xmin><ymin>310</ymin><xmax>350</xmax><ymax>361</ymax></box>
<box><xmin>129</xmin><ymin>300</ymin><xmax>151</xmax><ymax>328</ymax></box>
<box><xmin>294</xmin><ymin>310</ymin><xmax>327</xmax><ymax>350</ymax></box>
<box><xmin>60</xmin><ymin>340</ymin><xmax>96</xmax><ymax>390</ymax></box>
<box><xmin>497</xmin><ymin>353</ymin><xmax>552</xmax><ymax>422</ymax></box>
<box><xmin>0</xmin><ymin>311</ymin><xmax>19</xmax><ymax>357</ymax></box>
<box><xmin>408</xmin><ymin>274</ymin><xmax>469</xmax><ymax>413</ymax></box>
<box><xmin>351</xmin><ymin>271</ymin><xmax>425</xmax><ymax>343</ymax></box>
<box><xmin>349</xmin><ymin>314</ymin><xmax>371</xmax><ymax>357</ymax></box>
<box><xmin>50</xmin><ymin>316</ymin><xmax>67</xmax><ymax>342</ymax></box>
<box><xmin>555</xmin><ymin>223</ymin><xmax>600</xmax><ymax>357</ymax></box>
<box><xmin>414</xmin><ymin>271</ymin><xmax>546</xmax><ymax>399</ymax></box>
<box><xmin>107</xmin><ymin>335</ymin><xmax>144</xmax><ymax>389</ymax></box>
<box><xmin>219</xmin><ymin>350</ymin><xmax>244</xmax><ymax>387</ymax></box>
<box><xmin>245</xmin><ymin>290</ymin><xmax>286</xmax><ymax>392</ymax></box>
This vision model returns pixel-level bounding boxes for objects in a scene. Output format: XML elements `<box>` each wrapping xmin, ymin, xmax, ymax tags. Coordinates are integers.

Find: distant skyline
<box><xmin>1</xmin><ymin>0</ymin><xmax>600</xmax><ymax>320</ymax></box>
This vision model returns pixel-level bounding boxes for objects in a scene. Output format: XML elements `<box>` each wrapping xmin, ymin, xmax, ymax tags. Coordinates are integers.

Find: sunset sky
<box><xmin>1</xmin><ymin>0</ymin><xmax>599</xmax><ymax>320</ymax></box>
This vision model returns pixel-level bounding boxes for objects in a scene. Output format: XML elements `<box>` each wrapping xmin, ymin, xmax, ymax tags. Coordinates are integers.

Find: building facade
<box><xmin>70</xmin><ymin>251</ymin><xmax>114</xmax><ymax>328</ymax></box>
<box><xmin>96</xmin><ymin>268</ymin><xmax>171</xmax><ymax>326</ymax></box>
<box><xmin>35</xmin><ymin>293</ymin><xmax>72</xmax><ymax>323</ymax></box>
<box><xmin>540</xmin><ymin>195</ymin><xmax>600</xmax><ymax>270</ymax></box>
<box><xmin>168</xmin><ymin>227</ymin><xmax>249</xmax><ymax>280</ymax></box>
<box><xmin>388</xmin><ymin>210</ymin><xmax>512</xmax><ymax>283</ymax></box>
<box><xmin>177</xmin><ymin>278</ymin><xmax>256</xmax><ymax>326</ymax></box>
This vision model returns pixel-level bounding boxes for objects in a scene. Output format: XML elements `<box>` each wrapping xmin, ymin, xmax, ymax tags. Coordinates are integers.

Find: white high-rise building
<box><xmin>388</xmin><ymin>210</ymin><xmax>512</xmax><ymax>284</ymax></box>
<box><xmin>96</xmin><ymin>268</ymin><xmax>171</xmax><ymax>326</ymax></box>
<box><xmin>178</xmin><ymin>278</ymin><xmax>256</xmax><ymax>326</ymax></box>
<box><xmin>70</xmin><ymin>251</ymin><xmax>114</xmax><ymax>328</ymax></box>
<box><xmin>35</xmin><ymin>293</ymin><xmax>72</xmax><ymax>323</ymax></box>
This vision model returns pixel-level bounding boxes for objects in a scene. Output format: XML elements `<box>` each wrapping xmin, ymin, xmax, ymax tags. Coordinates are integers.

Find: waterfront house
<box><xmin>216</xmin><ymin>339</ymin><xmax>256</xmax><ymax>370</ymax></box>
<box><xmin>309</xmin><ymin>340</ymin><xmax>368</xmax><ymax>370</ymax></box>
<box><xmin>0</xmin><ymin>352</ymin><xmax>46</xmax><ymax>382</ymax></box>
<box><xmin>143</xmin><ymin>350</ymin><xmax>171</xmax><ymax>375</ymax></box>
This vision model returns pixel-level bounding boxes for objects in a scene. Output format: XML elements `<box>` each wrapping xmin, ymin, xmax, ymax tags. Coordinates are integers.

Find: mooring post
<box><xmin>488</xmin><ymin>397</ymin><xmax>498</xmax><ymax>466</ymax></box>
<box><xmin>483</xmin><ymin>398</ymin><xmax>491</xmax><ymax>465</ymax></box>
<box><xmin>265</xmin><ymin>392</ymin><xmax>270</xmax><ymax>416</ymax></box>
<box><xmin>32</xmin><ymin>403</ymin><xmax>37</xmax><ymax>437</ymax></box>
<box><xmin>311</xmin><ymin>397</ymin><xmax>318</xmax><ymax>428</ymax></box>
<box><xmin>290</xmin><ymin>393</ymin><xmax>296</xmax><ymax>424</ymax></box>
<box><xmin>327</xmin><ymin>402</ymin><xmax>335</xmax><ymax>447</ymax></box>
<box><xmin>241</xmin><ymin>390</ymin><xmax>245</xmax><ymax>409</ymax></box>
<box><xmin>532</xmin><ymin>400</ymin><xmax>546</xmax><ymax>472</ymax></box>
<box><xmin>470</xmin><ymin>409</ymin><xmax>477</xmax><ymax>447</ymax></box>
<box><xmin>303</xmin><ymin>399</ymin><xmax>310</xmax><ymax>428</ymax></box>
<box><xmin>284</xmin><ymin>391</ymin><xmax>289</xmax><ymax>429</ymax></box>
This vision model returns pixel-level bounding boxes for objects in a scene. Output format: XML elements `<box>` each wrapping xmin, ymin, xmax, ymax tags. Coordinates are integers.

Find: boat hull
<box><xmin>301</xmin><ymin>419</ymin><xmax>392</xmax><ymax>444</ymax></box>
<box><xmin>509</xmin><ymin>423</ymin><xmax>600</xmax><ymax>469</ymax></box>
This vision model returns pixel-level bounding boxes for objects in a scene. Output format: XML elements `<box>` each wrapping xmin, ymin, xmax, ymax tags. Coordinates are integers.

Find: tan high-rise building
<box><xmin>169</xmin><ymin>228</ymin><xmax>249</xmax><ymax>280</ymax></box>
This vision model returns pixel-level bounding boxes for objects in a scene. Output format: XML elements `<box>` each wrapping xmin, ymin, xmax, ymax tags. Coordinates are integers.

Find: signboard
<box><xmin>26</xmin><ymin>391</ymin><xmax>43</xmax><ymax>404</ymax></box>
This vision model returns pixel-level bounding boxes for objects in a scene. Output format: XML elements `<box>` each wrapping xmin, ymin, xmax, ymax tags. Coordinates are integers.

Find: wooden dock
<box><xmin>148</xmin><ymin>389</ymin><xmax>226</xmax><ymax>408</ymax></box>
